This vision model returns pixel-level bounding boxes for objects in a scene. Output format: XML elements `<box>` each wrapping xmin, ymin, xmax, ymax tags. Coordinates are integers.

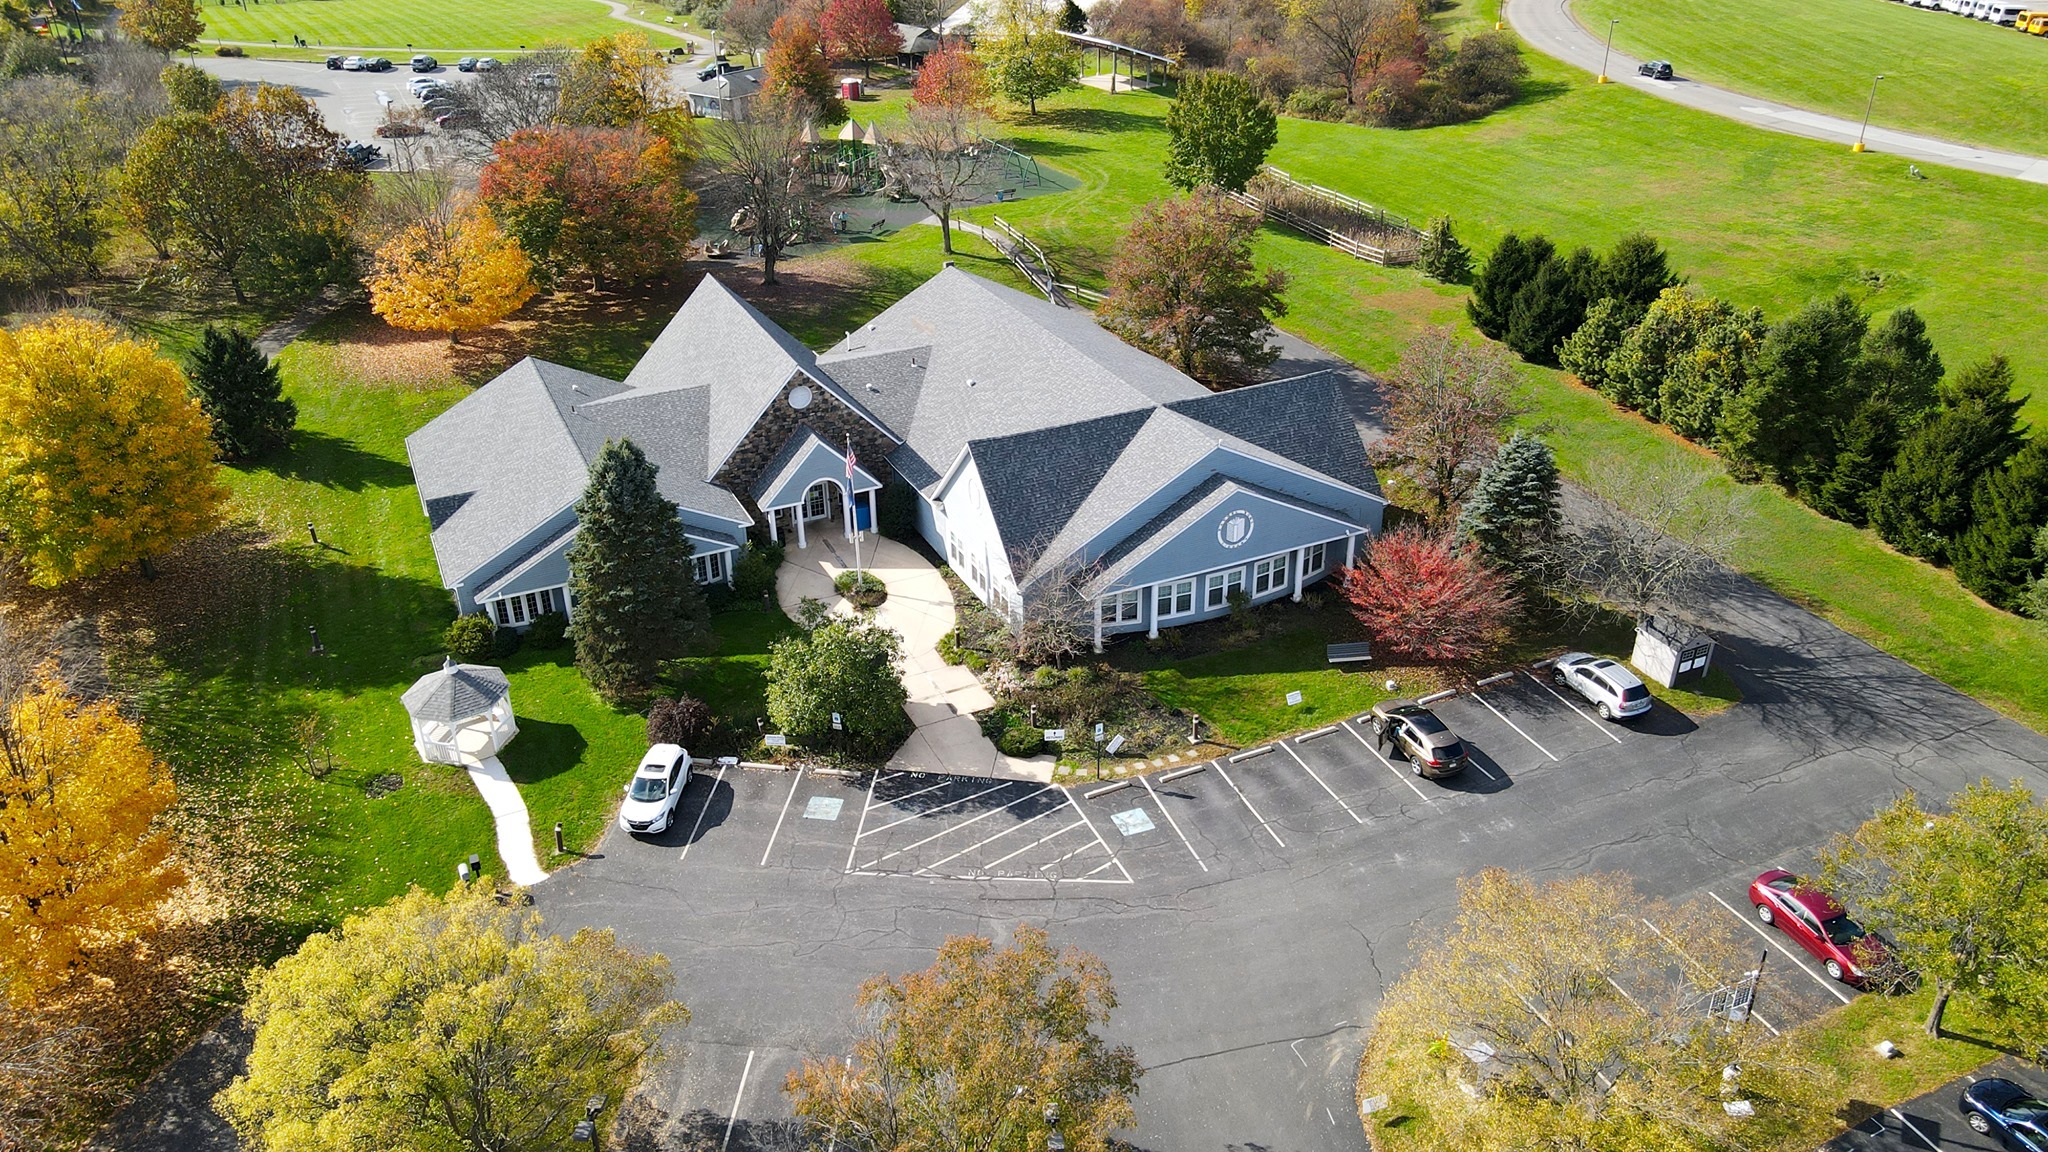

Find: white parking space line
<box><xmin>1062</xmin><ymin>788</ymin><xmax>1134</xmax><ymax>883</ymax></box>
<box><xmin>859</xmin><ymin>781</ymin><xmax>1013</xmax><ymax>839</ymax></box>
<box><xmin>759</xmin><ymin>769</ymin><xmax>805</xmax><ymax>866</ymax></box>
<box><xmin>1140</xmin><ymin>774</ymin><xmax>1208</xmax><ymax>871</ymax></box>
<box><xmin>1889</xmin><ymin>1108</ymin><xmax>1944</xmax><ymax>1152</ymax></box>
<box><xmin>721</xmin><ymin>1049</ymin><xmax>756</xmax><ymax>1152</ymax></box>
<box><xmin>868</xmin><ymin>775</ymin><xmax>951</xmax><ymax>814</ymax></box>
<box><xmin>914</xmin><ymin>804</ymin><xmax>1064</xmax><ymax>875</ymax></box>
<box><xmin>1278</xmin><ymin>741</ymin><xmax>1366</xmax><ymax>824</ymax></box>
<box><xmin>1525</xmin><ymin>671</ymin><xmax>1625</xmax><ymax>745</ymax></box>
<box><xmin>679</xmin><ymin>763</ymin><xmax>728</xmax><ymax>862</ymax></box>
<box><xmin>1213</xmin><ymin>761</ymin><xmax>1287</xmax><ymax>847</ymax></box>
<box><xmin>1470</xmin><ymin>691</ymin><xmax>1560</xmax><ymax>762</ymax></box>
<box><xmin>983</xmin><ymin>819</ymin><xmax>1088</xmax><ymax>869</ymax></box>
<box><xmin>858</xmin><ymin>786</ymin><xmax>1056</xmax><ymax>870</ymax></box>
<box><xmin>1341</xmin><ymin>719</ymin><xmax>1434</xmax><ymax>803</ymax></box>
<box><xmin>844</xmin><ymin>770</ymin><xmax>880</xmax><ymax>873</ymax></box>
<box><xmin>1708</xmin><ymin>892</ymin><xmax>1854</xmax><ymax>1004</ymax></box>
<box><xmin>1042</xmin><ymin>838</ymin><xmax>1103</xmax><ymax>870</ymax></box>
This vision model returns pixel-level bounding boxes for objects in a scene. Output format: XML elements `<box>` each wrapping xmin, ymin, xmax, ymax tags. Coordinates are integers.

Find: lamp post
<box><xmin>572</xmin><ymin>1094</ymin><xmax>608</xmax><ymax>1150</ymax></box>
<box><xmin>1597</xmin><ymin>18</ymin><xmax>1619</xmax><ymax>83</ymax></box>
<box><xmin>1853</xmin><ymin>73</ymin><xmax>1885</xmax><ymax>152</ymax></box>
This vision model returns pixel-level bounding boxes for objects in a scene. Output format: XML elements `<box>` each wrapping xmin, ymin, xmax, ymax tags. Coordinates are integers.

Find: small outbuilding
<box><xmin>1630</xmin><ymin>614</ymin><xmax>1716</xmax><ymax>689</ymax></box>
<box><xmin>402</xmin><ymin>658</ymin><xmax>519</xmax><ymax>765</ymax></box>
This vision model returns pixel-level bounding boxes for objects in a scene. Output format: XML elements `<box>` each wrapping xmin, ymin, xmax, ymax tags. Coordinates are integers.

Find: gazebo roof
<box><xmin>402</xmin><ymin>659</ymin><xmax>510</xmax><ymax>723</ymax></box>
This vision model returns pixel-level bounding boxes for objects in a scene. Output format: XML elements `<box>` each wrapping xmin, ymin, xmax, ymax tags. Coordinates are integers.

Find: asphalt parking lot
<box><xmin>1830</xmin><ymin>1056</ymin><xmax>2048</xmax><ymax>1152</ymax></box>
<box><xmin>539</xmin><ymin>566</ymin><xmax>2048</xmax><ymax>1152</ymax></box>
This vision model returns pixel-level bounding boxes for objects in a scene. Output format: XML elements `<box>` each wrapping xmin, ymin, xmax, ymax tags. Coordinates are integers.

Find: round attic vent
<box><xmin>788</xmin><ymin>384</ymin><xmax>813</xmax><ymax>410</ymax></box>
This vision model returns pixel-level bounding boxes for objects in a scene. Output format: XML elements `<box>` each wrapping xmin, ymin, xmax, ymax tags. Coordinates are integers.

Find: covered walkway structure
<box><xmin>1058</xmin><ymin>30</ymin><xmax>1174</xmax><ymax>92</ymax></box>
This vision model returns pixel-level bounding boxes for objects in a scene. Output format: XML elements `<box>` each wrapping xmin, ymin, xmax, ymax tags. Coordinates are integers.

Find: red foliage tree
<box><xmin>477</xmin><ymin>126</ymin><xmax>697</xmax><ymax>289</ymax></box>
<box><xmin>1337</xmin><ymin>525</ymin><xmax>1519</xmax><ymax>662</ymax></box>
<box><xmin>764</xmin><ymin>13</ymin><xmax>847</xmax><ymax>124</ymax></box>
<box><xmin>911</xmin><ymin>37</ymin><xmax>992</xmax><ymax>111</ymax></box>
<box><xmin>820</xmin><ymin>0</ymin><xmax>901</xmax><ymax>77</ymax></box>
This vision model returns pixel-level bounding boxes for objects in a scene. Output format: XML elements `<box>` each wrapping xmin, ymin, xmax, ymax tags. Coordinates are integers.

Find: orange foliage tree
<box><xmin>910</xmin><ymin>37</ymin><xmax>992</xmax><ymax>111</ymax></box>
<box><xmin>369</xmin><ymin>202</ymin><xmax>538</xmax><ymax>344</ymax></box>
<box><xmin>1338</xmin><ymin>525</ymin><xmax>1519</xmax><ymax>661</ymax></box>
<box><xmin>478</xmin><ymin>126</ymin><xmax>697</xmax><ymax>290</ymax></box>
<box><xmin>765</xmin><ymin>14</ymin><xmax>848</xmax><ymax>125</ymax></box>
<box><xmin>820</xmin><ymin>0</ymin><xmax>901</xmax><ymax>77</ymax></box>
<box><xmin>0</xmin><ymin>673</ymin><xmax>182</xmax><ymax>1003</ymax></box>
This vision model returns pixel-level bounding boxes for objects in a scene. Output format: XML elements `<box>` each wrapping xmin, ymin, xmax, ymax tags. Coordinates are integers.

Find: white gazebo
<box><xmin>402</xmin><ymin>658</ymin><xmax>518</xmax><ymax>765</ymax></box>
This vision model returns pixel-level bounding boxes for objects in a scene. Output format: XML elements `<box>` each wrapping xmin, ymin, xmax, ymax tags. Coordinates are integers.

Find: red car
<box><xmin>1748</xmin><ymin>869</ymin><xmax>1891</xmax><ymax>985</ymax></box>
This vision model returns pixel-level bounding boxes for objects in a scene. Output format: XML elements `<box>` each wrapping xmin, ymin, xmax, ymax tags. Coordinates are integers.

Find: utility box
<box><xmin>1631</xmin><ymin>614</ymin><xmax>1715</xmax><ymax>688</ymax></box>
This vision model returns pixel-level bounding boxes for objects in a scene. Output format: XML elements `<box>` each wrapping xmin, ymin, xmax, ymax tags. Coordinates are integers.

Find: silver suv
<box><xmin>1553</xmin><ymin>653</ymin><xmax>1652</xmax><ymax>720</ymax></box>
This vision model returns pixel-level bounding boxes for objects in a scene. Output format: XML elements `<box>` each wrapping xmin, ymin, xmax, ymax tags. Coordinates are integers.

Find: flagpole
<box><xmin>847</xmin><ymin>436</ymin><xmax>862</xmax><ymax>583</ymax></box>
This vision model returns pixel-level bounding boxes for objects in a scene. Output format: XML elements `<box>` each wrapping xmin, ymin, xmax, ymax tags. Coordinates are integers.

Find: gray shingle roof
<box><xmin>1167</xmin><ymin>371</ymin><xmax>1383</xmax><ymax>498</ymax></box>
<box><xmin>965</xmin><ymin>408</ymin><xmax>1153</xmax><ymax>568</ymax></box>
<box><xmin>402</xmin><ymin>660</ymin><xmax>510</xmax><ymax>723</ymax></box>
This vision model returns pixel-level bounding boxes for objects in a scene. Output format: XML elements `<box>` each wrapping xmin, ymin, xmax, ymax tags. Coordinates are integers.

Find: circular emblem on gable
<box><xmin>1217</xmin><ymin>510</ymin><xmax>1255</xmax><ymax>549</ymax></box>
<box><xmin>787</xmin><ymin>384</ymin><xmax>813</xmax><ymax>410</ymax></box>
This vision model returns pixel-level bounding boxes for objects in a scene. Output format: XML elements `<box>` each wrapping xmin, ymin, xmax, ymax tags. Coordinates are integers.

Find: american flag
<box><xmin>845</xmin><ymin>437</ymin><xmax>857</xmax><ymax>479</ymax></box>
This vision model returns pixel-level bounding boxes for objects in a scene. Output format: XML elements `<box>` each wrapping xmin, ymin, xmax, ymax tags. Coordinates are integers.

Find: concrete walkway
<box><xmin>775</xmin><ymin>531</ymin><xmax>1053</xmax><ymax>782</ymax></box>
<box><xmin>1504</xmin><ymin>0</ymin><xmax>2048</xmax><ymax>184</ymax></box>
<box><xmin>464</xmin><ymin>755</ymin><xmax>550</xmax><ymax>886</ymax></box>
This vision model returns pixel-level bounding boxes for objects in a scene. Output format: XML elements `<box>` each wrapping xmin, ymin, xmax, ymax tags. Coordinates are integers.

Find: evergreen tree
<box><xmin>1868</xmin><ymin>356</ymin><xmax>2028</xmax><ymax>564</ymax></box>
<box><xmin>1597</xmin><ymin>231</ymin><xmax>1681</xmax><ymax>314</ymax></box>
<box><xmin>567</xmin><ymin>439</ymin><xmax>709</xmax><ymax>704</ymax></box>
<box><xmin>187</xmin><ymin>325</ymin><xmax>296</xmax><ymax>462</ymax></box>
<box><xmin>1418</xmin><ymin>216</ymin><xmax>1473</xmax><ymax>285</ymax></box>
<box><xmin>1719</xmin><ymin>292</ymin><xmax>1868</xmax><ymax>494</ymax></box>
<box><xmin>1503</xmin><ymin>246</ymin><xmax>1591</xmax><ymax>366</ymax></box>
<box><xmin>1657</xmin><ymin>303</ymin><xmax>1766</xmax><ymax>445</ymax></box>
<box><xmin>1953</xmin><ymin>437</ymin><xmax>2048</xmax><ymax>610</ymax></box>
<box><xmin>1060</xmin><ymin>0</ymin><xmax>1089</xmax><ymax>31</ymax></box>
<box><xmin>1467</xmin><ymin>233</ymin><xmax>1550</xmax><ymax>341</ymax></box>
<box><xmin>1811</xmin><ymin>399</ymin><xmax>1904</xmax><ymax>527</ymax></box>
<box><xmin>2022</xmin><ymin>525</ymin><xmax>2048</xmax><ymax>620</ymax></box>
<box><xmin>1852</xmin><ymin>307</ymin><xmax>1944</xmax><ymax>418</ymax></box>
<box><xmin>1455</xmin><ymin>431</ymin><xmax>1560</xmax><ymax>571</ymax></box>
<box><xmin>1556</xmin><ymin>296</ymin><xmax>1630</xmax><ymax>393</ymax></box>
<box><xmin>1162</xmin><ymin>70</ymin><xmax>1278</xmax><ymax>194</ymax></box>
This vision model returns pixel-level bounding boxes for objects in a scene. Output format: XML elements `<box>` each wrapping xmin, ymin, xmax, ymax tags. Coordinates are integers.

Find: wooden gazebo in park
<box><xmin>1057</xmin><ymin>30</ymin><xmax>1175</xmax><ymax>92</ymax></box>
<box><xmin>401</xmin><ymin>658</ymin><xmax>518</xmax><ymax>766</ymax></box>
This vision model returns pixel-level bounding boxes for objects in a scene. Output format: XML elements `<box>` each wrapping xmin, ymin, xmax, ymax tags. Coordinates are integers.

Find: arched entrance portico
<box><xmin>755</xmin><ymin>429</ymin><xmax>884</xmax><ymax>549</ymax></box>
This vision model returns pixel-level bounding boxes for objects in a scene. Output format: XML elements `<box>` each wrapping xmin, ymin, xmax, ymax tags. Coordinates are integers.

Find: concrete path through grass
<box><xmin>775</xmin><ymin>532</ymin><xmax>1053</xmax><ymax>782</ymax></box>
<box><xmin>1505</xmin><ymin>0</ymin><xmax>2048</xmax><ymax>183</ymax></box>
<box><xmin>465</xmin><ymin>756</ymin><xmax>550</xmax><ymax>886</ymax></box>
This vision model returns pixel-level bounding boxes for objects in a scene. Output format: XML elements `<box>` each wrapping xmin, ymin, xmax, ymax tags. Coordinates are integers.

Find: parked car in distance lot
<box><xmin>697</xmin><ymin>60</ymin><xmax>743</xmax><ymax>81</ymax></box>
<box><xmin>375</xmin><ymin>120</ymin><xmax>426</xmax><ymax>138</ymax></box>
<box><xmin>364</xmin><ymin>56</ymin><xmax>394</xmax><ymax>72</ymax></box>
<box><xmin>410</xmin><ymin>53</ymin><xmax>438</xmax><ymax>71</ymax></box>
<box><xmin>342</xmin><ymin>55</ymin><xmax>366</xmax><ymax>71</ymax></box>
<box><xmin>530</xmin><ymin>70</ymin><xmax>558</xmax><ymax>88</ymax></box>
<box><xmin>1368</xmin><ymin>700</ymin><xmax>1470</xmax><ymax>779</ymax></box>
<box><xmin>457</xmin><ymin>56</ymin><xmax>478</xmax><ymax>72</ymax></box>
<box><xmin>1961</xmin><ymin>1079</ymin><xmax>2048</xmax><ymax>1150</ymax></box>
<box><xmin>475</xmin><ymin>56</ymin><xmax>500</xmax><ymax>71</ymax></box>
<box><xmin>333</xmin><ymin>140</ymin><xmax>382</xmax><ymax>171</ymax></box>
<box><xmin>1638</xmin><ymin>59</ymin><xmax>1674</xmax><ymax>80</ymax></box>
<box><xmin>1749</xmin><ymin>869</ymin><xmax>1892</xmax><ymax>984</ymax></box>
<box><xmin>1553</xmin><ymin>653</ymin><xmax>1652</xmax><ymax>720</ymax></box>
<box><xmin>325</xmin><ymin>54</ymin><xmax>345</xmax><ymax>70</ymax></box>
<box><xmin>618</xmin><ymin>744</ymin><xmax>692</xmax><ymax>835</ymax></box>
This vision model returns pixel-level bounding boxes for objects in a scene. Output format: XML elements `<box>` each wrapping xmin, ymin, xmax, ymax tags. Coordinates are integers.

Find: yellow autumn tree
<box><xmin>0</xmin><ymin>673</ymin><xmax>183</xmax><ymax>1004</ymax></box>
<box><xmin>0</xmin><ymin>317</ymin><xmax>228</xmax><ymax>587</ymax></box>
<box><xmin>369</xmin><ymin>203</ymin><xmax>538</xmax><ymax>344</ymax></box>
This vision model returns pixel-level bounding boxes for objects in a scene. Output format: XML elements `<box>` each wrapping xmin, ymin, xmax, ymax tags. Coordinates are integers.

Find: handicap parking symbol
<box><xmin>804</xmin><ymin>796</ymin><xmax>844</xmax><ymax>821</ymax></box>
<box><xmin>1110</xmin><ymin>808</ymin><xmax>1156</xmax><ymax>837</ymax></box>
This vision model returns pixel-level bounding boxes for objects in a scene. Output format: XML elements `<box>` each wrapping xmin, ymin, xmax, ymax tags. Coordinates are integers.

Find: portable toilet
<box><xmin>840</xmin><ymin>76</ymin><xmax>863</xmax><ymax>100</ymax></box>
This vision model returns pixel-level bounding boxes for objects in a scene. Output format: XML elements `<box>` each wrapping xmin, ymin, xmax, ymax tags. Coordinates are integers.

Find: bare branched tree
<box><xmin>1373</xmin><ymin>327</ymin><xmax>1527</xmax><ymax>522</ymax></box>
<box><xmin>1543</xmin><ymin>461</ymin><xmax>1749</xmax><ymax>624</ymax></box>
<box><xmin>1008</xmin><ymin>543</ymin><xmax>1104</xmax><ymax>668</ymax></box>
<box><xmin>439</xmin><ymin>49</ymin><xmax>572</xmax><ymax>162</ymax></box>
<box><xmin>702</xmin><ymin>99</ymin><xmax>825</xmax><ymax>285</ymax></box>
<box><xmin>879</xmin><ymin>103</ymin><xmax>994</xmax><ymax>256</ymax></box>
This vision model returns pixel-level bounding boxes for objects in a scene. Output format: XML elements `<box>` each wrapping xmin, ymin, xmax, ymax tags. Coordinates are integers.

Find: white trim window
<box><xmin>693</xmin><ymin>551</ymin><xmax>728</xmax><ymax>584</ymax></box>
<box><xmin>1155</xmin><ymin>579</ymin><xmax>1195</xmax><ymax>619</ymax></box>
<box><xmin>1304</xmin><ymin>542</ymin><xmax>1327</xmax><ymax>575</ymax></box>
<box><xmin>1099</xmin><ymin>589</ymin><xmax>1141</xmax><ymax>626</ymax></box>
<box><xmin>491</xmin><ymin>586</ymin><xmax>562</xmax><ymax>627</ymax></box>
<box><xmin>1252</xmin><ymin>554</ymin><xmax>1291</xmax><ymax>597</ymax></box>
<box><xmin>1205</xmin><ymin>567</ymin><xmax>1245</xmax><ymax>609</ymax></box>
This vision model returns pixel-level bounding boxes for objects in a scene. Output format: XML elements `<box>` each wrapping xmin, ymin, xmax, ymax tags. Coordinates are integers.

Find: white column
<box><xmin>796</xmin><ymin>506</ymin><xmax>807</xmax><ymax>549</ymax></box>
<box><xmin>726</xmin><ymin>550</ymin><xmax>736</xmax><ymax>586</ymax></box>
<box><xmin>1093</xmin><ymin>598</ymin><xmax>1104</xmax><ymax>653</ymax></box>
<box><xmin>1291</xmin><ymin>546</ymin><xmax>1306</xmax><ymax>601</ymax></box>
<box><xmin>1146</xmin><ymin>586</ymin><xmax>1160</xmax><ymax>639</ymax></box>
<box><xmin>1345</xmin><ymin>532</ymin><xmax>1357</xmax><ymax>567</ymax></box>
<box><xmin>768</xmin><ymin>508</ymin><xmax>780</xmax><ymax>543</ymax></box>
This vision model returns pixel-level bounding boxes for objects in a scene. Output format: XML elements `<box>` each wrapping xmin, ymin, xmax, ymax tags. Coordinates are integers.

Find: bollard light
<box><xmin>555</xmin><ymin>822</ymin><xmax>565</xmax><ymax>855</ymax></box>
<box><xmin>457</xmin><ymin>861</ymin><xmax>471</xmax><ymax>883</ymax></box>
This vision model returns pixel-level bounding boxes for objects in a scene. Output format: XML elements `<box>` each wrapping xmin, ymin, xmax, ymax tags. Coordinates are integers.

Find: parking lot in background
<box><xmin>1829</xmin><ymin>1057</ymin><xmax>2048</xmax><ymax>1152</ymax></box>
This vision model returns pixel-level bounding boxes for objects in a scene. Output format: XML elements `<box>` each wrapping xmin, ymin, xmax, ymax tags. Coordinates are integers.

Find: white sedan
<box><xmin>618</xmin><ymin>744</ymin><xmax>692</xmax><ymax>834</ymax></box>
<box><xmin>1553</xmin><ymin>653</ymin><xmax>1653</xmax><ymax>720</ymax></box>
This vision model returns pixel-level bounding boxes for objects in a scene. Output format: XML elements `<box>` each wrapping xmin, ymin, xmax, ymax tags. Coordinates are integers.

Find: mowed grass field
<box><xmin>1580</xmin><ymin>0</ymin><xmax>2048</xmax><ymax>155</ymax></box>
<box><xmin>807</xmin><ymin>67</ymin><xmax>2048</xmax><ymax>729</ymax></box>
<box><xmin>198</xmin><ymin>0</ymin><xmax>689</xmax><ymax>51</ymax></box>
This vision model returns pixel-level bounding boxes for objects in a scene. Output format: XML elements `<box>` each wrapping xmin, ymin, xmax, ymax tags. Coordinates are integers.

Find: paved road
<box><xmin>1502</xmin><ymin>0</ymin><xmax>2048</xmax><ymax>184</ymax></box>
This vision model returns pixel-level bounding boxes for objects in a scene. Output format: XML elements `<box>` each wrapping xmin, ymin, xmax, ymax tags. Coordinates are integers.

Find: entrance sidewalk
<box><xmin>775</xmin><ymin>533</ymin><xmax>1051</xmax><ymax>782</ymax></box>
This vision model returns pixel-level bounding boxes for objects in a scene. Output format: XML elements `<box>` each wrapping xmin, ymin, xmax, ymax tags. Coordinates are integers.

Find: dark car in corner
<box><xmin>1368</xmin><ymin>700</ymin><xmax>1470</xmax><ymax>779</ymax></box>
<box><xmin>1961</xmin><ymin>1078</ymin><xmax>2048</xmax><ymax>1151</ymax></box>
<box><xmin>1638</xmin><ymin>59</ymin><xmax>1674</xmax><ymax>80</ymax></box>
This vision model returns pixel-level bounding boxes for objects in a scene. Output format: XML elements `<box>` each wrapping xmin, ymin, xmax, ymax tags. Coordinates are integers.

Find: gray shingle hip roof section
<box><xmin>1166</xmin><ymin>370</ymin><xmax>1384</xmax><ymax>499</ymax></box>
<box><xmin>402</xmin><ymin>661</ymin><xmax>510</xmax><ymax>724</ymax></box>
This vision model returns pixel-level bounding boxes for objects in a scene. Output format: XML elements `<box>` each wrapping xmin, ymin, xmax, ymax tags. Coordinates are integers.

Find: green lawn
<box><xmin>1580</xmin><ymin>0</ymin><xmax>2048</xmax><ymax>156</ymax></box>
<box><xmin>800</xmin><ymin>78</ymin><xmax>2048</xmax><ymax>735</ymax></box>
<box><xmin>198</xmin><ymin>0</ymin><xmax>690</xmax><ymax>51</ymax></box>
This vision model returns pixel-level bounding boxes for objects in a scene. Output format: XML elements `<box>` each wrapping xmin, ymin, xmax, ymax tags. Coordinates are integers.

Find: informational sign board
<box><xmin>1094</xmin><ymin>722</ymin><xmax>1105</xmax><ymax>742</ymax></box>
<box><xmin>831</xmin><ymin>712</ymin><xmax>843</xmax><ymax>731</ymax></box>
<box><xmin>1044</xmin><ymin>728</ymin><xmax>1066</xmax><ymax>742</ymax></box>
<box><xmin>1104</xmin><ymin>734</ymin><xmax>1126</xmax><ymax>755</ymax></box>
<box><xmin>763</xmin><ymin>734</ymin><xmax>788</xmax><ymax>747</ymax></box>
<box><xmin>1286</xmin><ymin>690</ymin><xmax>1304</xmax><ymax>706</ymax></box>
<box><xmin>1359</xmin><ymin>1096</ymin><xmax>1390</xmax><ymax>1116</ymax></box>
